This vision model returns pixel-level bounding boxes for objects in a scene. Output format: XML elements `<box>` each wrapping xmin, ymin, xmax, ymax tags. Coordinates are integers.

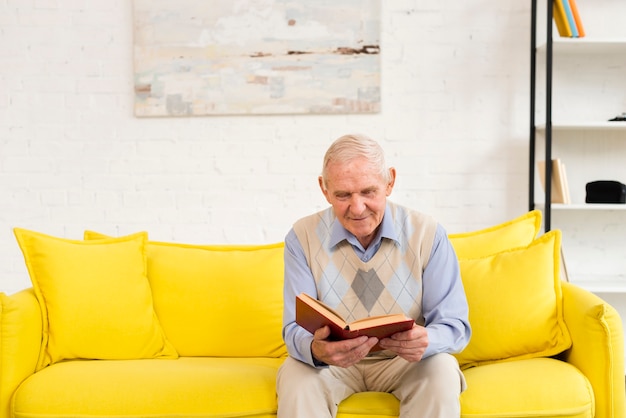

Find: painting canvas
<box><xmin>132</xmin><ymin>0</ymin><xmax>381</xmax><ymax>117</ymax></box>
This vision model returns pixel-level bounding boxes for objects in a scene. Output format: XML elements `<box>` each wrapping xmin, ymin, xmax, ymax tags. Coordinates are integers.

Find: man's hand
<box><xmin>311</xmin><ymin>326</ymin><xmax>379</xmax><ymax>368</ymax></box>
<box><xmin>377</xmin><ymin>324</ymin><xmax>428</xmax><ymax>362</ymax></box>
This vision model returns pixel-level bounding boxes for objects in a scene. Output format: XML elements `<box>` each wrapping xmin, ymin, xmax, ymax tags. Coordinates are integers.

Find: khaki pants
<box><xmin>276</xmin><ymin>353</ymin><xmax>466</xmax><ymax>418</ymax></box>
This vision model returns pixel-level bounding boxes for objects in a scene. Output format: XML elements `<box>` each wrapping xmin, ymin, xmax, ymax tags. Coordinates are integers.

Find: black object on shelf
<box><xmin>585</xmin><ymin>181</ymin><xmax>626</xmax><ymax>204</ymax></box>
<box><xmin>608</xmin><ymin>113</ymin><xmax>626</xmax><ymax>122</ymax></box>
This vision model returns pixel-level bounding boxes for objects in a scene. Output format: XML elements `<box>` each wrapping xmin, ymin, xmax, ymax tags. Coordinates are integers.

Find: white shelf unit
<box><xmin>530</xmin><ymin>10</ymin><xmax>626</xmax><ymax>293</ymax></box>
<box><xmin>534</xmin><ymin>203</ymin><xmax>626</xmax><ymax>211</ymax></box>
<box><xmin>537</xmin><ymin>37</ymin><xmax>626</xmax><ymax>54</ymax></box>
<box><xmin>569</xmin><ymin>277</ymin><xmax>626</xmax><ymax>294</ymax></box>
<box><xmin>537</xmin><ymin>122</ymin><xmax>626</xmax><ymax>131</ymax></box>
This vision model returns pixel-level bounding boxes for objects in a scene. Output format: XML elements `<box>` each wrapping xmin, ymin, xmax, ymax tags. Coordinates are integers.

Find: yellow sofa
<box><xmin>1</xmin><ymin>211</ymin><xmax>624</xmax><ymax>418</ymax></box>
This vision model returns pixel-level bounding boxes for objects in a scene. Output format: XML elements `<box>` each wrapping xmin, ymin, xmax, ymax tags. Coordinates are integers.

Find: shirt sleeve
<box><xmin>422</xmin><ymin>224</ymin><xmax>472</xmax><ymax>358</ymax></box>
<box><xmin>282</xmin><ymin>228</ymin><xmax>321</xmax><ymax>367</ymax></box>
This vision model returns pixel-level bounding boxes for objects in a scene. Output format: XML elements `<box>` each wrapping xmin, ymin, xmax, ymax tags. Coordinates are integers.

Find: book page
<box><xmin>348</xmin><ymin>313</ymin><xmax>412</xmax><ymax>331</ymax></box>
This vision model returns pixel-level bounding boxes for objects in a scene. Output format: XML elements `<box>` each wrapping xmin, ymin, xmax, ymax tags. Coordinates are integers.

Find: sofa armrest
<box><xmin>0</xmin><ymin>288</ymin><xmax>42</xmax><ymax>418</ymax></box>
<box><xmin>560</xmin><ymin>282</ymin><xmax>625</xmax><ymax>418</ymax></box>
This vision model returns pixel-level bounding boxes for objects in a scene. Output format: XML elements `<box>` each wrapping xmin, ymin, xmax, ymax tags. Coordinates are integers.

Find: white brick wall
<box><xmin>0</xmin><ymin>0</ymin><xmax>618</xmax><ymax>295</ymax></box>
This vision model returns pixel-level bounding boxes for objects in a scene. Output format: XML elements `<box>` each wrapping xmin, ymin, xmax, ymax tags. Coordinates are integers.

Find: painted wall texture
<box><xmin>0</xmin><ymin>0</ymin><xmax>624</xmax><ymax>295</ymax></box>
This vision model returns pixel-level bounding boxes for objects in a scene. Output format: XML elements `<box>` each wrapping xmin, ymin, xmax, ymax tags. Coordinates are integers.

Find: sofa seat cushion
<box><xmin>338</xmin><ymin>392</ymin><xmax>399</xmax><ymax>418</ymax></box>
<box><xmin>13</xmin><ymin>357</ymin><xmax>593</xmax><ymax>418</ymax></box>
<box><xmin>335</xmin><ymin>358</ymin><xmax>593</xmax><ymax>418</ymax></box>
<box><xmin>13</xmin><ymin>357</ymin><xmax>284</xmax><ymax>418</ymax></box>
<box><xmin>461</xmin><ymin>358</ymin><xmax>594</xmax><ymax>418</ymax></box>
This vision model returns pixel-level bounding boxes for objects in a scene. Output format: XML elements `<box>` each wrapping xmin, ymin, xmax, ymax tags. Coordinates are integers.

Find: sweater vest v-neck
<box><xmin>293</xmin><ymin>202</ymin><xmax>437</xmax><ymax>324</ymax></box>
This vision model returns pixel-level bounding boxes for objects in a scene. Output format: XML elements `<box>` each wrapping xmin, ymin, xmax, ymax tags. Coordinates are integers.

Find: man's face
<box><xmin>319</xmin><ymin>157</ymin><xmax>395</xmax><ymax>249</ymax></box>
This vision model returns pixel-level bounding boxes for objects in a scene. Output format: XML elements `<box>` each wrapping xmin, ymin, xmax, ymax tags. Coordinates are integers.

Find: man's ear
<box><xmin>386</xmin><ymin>168</ymin><xmax>396</xmax><ymax>196</ymax></box>
<box><xmin>318</xmin><ymin>176</ymin><xmax>331</xmax><ymax>203</ymax></box>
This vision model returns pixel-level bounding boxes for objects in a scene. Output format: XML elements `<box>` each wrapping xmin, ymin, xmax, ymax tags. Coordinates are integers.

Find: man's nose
<box><xmin>349</xmin><ymin>194</ymin><xmax>366</xmax><ymax>213</ymax></box>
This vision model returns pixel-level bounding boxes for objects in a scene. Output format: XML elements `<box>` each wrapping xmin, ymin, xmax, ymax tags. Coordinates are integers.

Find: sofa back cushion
<box><xmin>449</xmin><ymin>210</ymin><xmax>541</xmax><ymax>259</ymax></box>
<box><xmin>84</xmin><ymin>232</ymin><xmax>286</xmax><ymax>358</ymax></box>
<box><xmin>454</xmin><ymin>229</ymin><xmax>571</xmax><ymax>369</ymax></box>
<box><xmin>15</xmin><ymin>229</ymin><xmax>178</xmax><ymax>370</ymax></box>
<box><xmin>147</xmin><ymin>241</ymin><xmax>287</xmax><ymax>358</ymax></box>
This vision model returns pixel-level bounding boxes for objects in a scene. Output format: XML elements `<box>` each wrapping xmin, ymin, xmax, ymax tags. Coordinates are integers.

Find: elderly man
<box><xmin>277</xmin><ymin>134</ymin><xmax>471</xmax><ymax>418</ymax></box>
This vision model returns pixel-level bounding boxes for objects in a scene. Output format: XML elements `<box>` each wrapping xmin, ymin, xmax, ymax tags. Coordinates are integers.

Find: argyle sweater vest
<box><xmin>293</xmin><ymin>202</ymin><xmax>437</xmax><ymax>325</ymax></box>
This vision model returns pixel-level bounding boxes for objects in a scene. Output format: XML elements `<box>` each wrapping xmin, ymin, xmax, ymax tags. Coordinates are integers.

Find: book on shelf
<box><xmin>560</xmin><ymin>162</ymin><xmax>572</xmax><ymax>204</ymax></box>
<box><xmin>561</xmin><ymin>0</ymin><xmax>579</xmax><ymax>37</ymax></box>
<box><xmin>295</xmin><ymin>292</ymin><xmax>415</xmax><ymax>351</ymax></box>
<box><xmin>538</xmin><ymin>159</ymin><xmax>571</xmax><ymax>204</ymax></box>
<box><xmin>568</xmin><ymin>0</ymin><xmax>586</xmax><ymax>37</ymax></box>
<box><xmin>553</xmin><ymin>0</ymin><xmax>585</xmax><ymax>38</ymax></box>
<box><xmin>553</xmin><ymin>0</ymin><xmax>573</xmax><ymax>37</ymax></box>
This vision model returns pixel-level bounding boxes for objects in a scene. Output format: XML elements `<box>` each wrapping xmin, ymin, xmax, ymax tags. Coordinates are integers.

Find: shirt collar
<box><xmin>328</xmin><ymin>204</ymin><xmax>400</xmax><ymax>250</ymax></box>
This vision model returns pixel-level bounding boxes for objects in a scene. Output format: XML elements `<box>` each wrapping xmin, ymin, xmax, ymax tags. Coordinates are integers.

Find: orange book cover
<box><xmin>295</xmin><ymin>293</ymin><xmax>415</xmax><ymax>350</ymax></box>
<box><xmin>568</xmin><ymin>0</ymin><xmax>586</xmax><ymax>37</ymax></box>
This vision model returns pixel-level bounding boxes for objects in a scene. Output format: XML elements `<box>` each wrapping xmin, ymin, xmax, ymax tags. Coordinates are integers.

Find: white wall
<box><xmin>0</xmin><ymin>0</ymin><xmax>603</xmax><ymax>295</ymax></box>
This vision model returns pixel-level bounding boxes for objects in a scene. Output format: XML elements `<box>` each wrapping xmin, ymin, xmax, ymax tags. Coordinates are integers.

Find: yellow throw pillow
<box><xmin>454</xmin><ymin>229</ymin><xmax>571</xmax><ymax>369</ymax></box>
<box><xmin>14</xmin><ymin>228</ymin><xmax>178</xmax><ymax>370</ymax></box>
<box><xmin>449</xmin><ymin>210</ymin><xmax>542</xmax><ymax>259</ymax></box>
<box><xmin>84</xmin><ymin>231</ymin><xmax>287</xmax><ymax>358</ymax></box>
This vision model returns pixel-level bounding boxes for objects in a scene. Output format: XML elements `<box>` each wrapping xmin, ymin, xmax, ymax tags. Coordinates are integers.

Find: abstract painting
<box><xmin>132</xmin><ymin>0</ymin><xmax>381</xmax><ymax>117</ymax></box>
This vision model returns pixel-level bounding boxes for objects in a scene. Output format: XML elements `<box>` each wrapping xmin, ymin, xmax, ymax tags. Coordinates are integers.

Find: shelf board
<box><xmin>568</xmin><ymin>276</ymin><xmax>626</xmax><ymax>293</ymax></box>
<box><xmin>537</xmin><ymin>38</ymin><xmax>626</xmax><ymax>54</ymax></box>
<box><xmin>535</xmin><ymin>203</ymin><xmax>626</xmax><ymax>211</ymax></box>
<box><xmin>536</xmin><ymin>122</ymin><xmax>626</xmax><ymax>131</ymax></box>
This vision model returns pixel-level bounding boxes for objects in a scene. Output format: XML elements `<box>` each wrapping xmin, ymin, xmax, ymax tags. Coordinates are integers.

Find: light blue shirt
<box><xmin>282</xmin><ymin>205</ymin><xmax>471</xmax><ymax>367</ymax></box>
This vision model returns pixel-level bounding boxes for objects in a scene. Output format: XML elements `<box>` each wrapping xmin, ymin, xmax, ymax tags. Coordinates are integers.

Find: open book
<box><xmin>295</xmin><ymin>293</ymin><xmax>415</xmax><ymax>350</ymax></box>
